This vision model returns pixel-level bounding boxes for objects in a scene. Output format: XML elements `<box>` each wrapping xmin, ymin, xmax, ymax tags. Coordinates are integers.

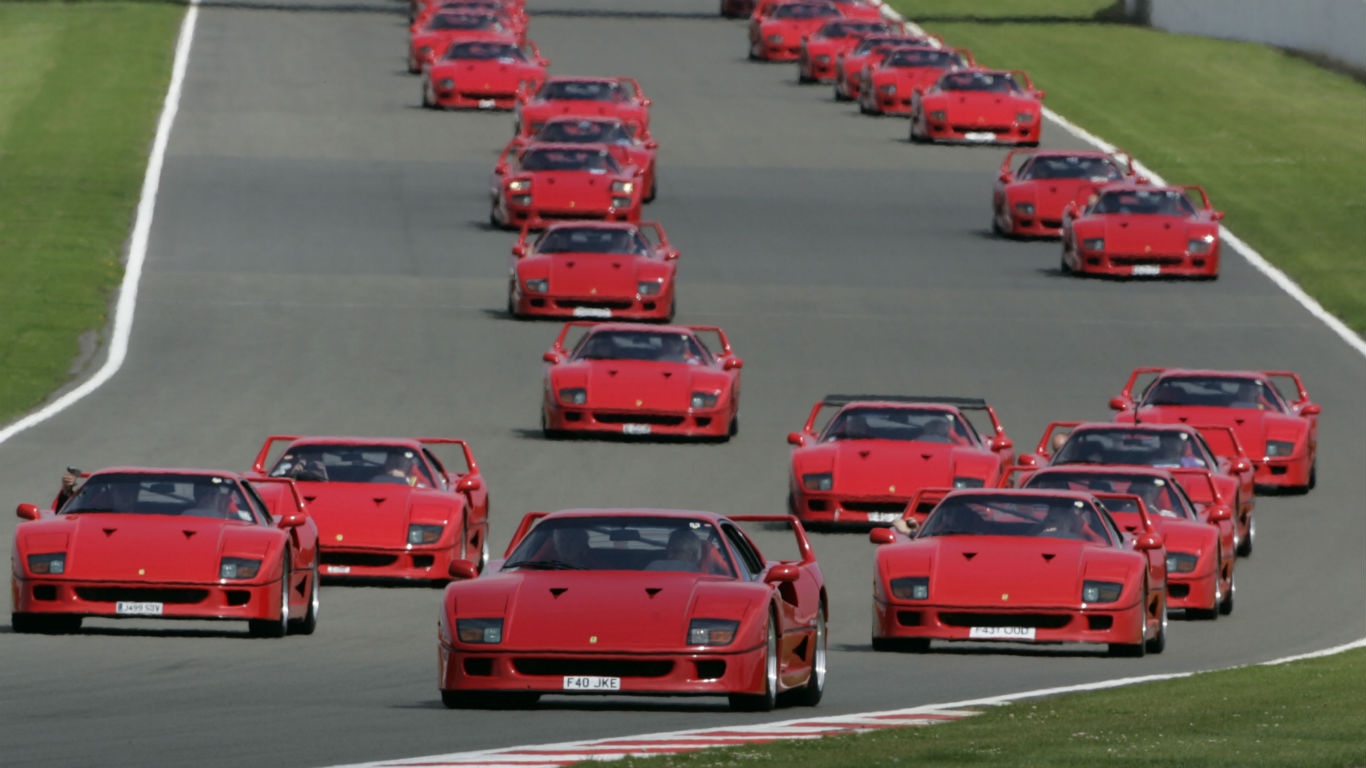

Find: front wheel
<box><xmin>288</xmin><ymin>562</ymin><xmax>319</xmax><ymax>635</ymax></box>
<box><xmin>729</xmin><ymin>615</ymin><xmax>778</xmax><ymax>711</ymax></box>
<box><xmin>1145</xmin><ymin>593</ymin><xmax>1167</xmax><ymax>654</ymax></box>
<box><xmin>1236</xmin><ymin>505</ymin><xmax>1254</xmax><ymax>557</ymax></box>
<box><xmin>793</xmin><ymin>607</ymin><xmax>826</xmax><ymax>707</ymax></box>
<box><xmin>249</xmin><ymin>561</ymin><xmax>290</xmax><ymax>638</ymax></box>
<box><xmin>1219</xmin><ymin>570</ymin><xmax>1236</xmax><ymax>616</ymax></box>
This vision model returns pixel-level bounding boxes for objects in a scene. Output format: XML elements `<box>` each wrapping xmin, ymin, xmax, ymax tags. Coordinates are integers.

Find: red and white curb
<box><xmin>332</xmin><ymin>706</ymin><xmax>983</xmax><ymax>768</ymax></box>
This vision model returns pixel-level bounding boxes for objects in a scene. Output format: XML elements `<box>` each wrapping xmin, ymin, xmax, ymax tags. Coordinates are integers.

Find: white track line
<box><xmin>0</xmin><ymin>0</ymin><xmax>201</xmax><ymax>447</ymax></box>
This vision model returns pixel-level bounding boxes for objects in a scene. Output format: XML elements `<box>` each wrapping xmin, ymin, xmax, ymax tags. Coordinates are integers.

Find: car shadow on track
<box><xmin>837</xmin><ymin>641</ymin><xmax>1118</xmax><ymax>658</ymax></box>
<box><xmin>3</xmin><ymin>624</ymin><xmax>271</xmax><ymax>640</ymax></box>
<box><xmin>400</xmin><ymin>697</ymin><xmax>734</xmax><ymax>712</ymax></box>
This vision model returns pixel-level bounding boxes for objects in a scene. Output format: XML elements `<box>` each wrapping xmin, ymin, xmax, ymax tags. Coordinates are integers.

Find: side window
<box><xmin>423</xmin><ymin>448</ymin><xmax>450</xmax><ymax>489</ymax></box>
<box><xmin>1192</xmin><ymin>432</ymin><xmax>1219</xmax><ymax>464</ymax></box>
<box><xmin>1169</xmin><ymin>481</ymin><xmax>1197</xmax><ymax>520</ymax></box>
<box><xmin>1093</xmin><ymin>504</ymin><xmax>1123</xmax><ymax>547</ymax></box>
<box><xmin>721</xmin><ymin>524</ymin><xmax>764</xmax><ymax>579</ymax></box>
<box><xmin>240</xmin><ymin>482</ymin><xmax>273</xmax><ymax>525</ymax></box>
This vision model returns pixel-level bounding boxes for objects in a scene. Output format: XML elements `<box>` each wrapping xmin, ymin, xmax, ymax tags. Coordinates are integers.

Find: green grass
<box><xmin>599</xmin><ymin>648</ymin><xmax>1366</xmax><ymax>768</ymax></box>
<box><xmin>888</xmin><ymin>0</ymin><xmax>1366</xmax><ymax>335</ymax></box>
<box><xmin>0</xmin><ymin>2</ymin><xmax>184</xmax><ymax>423</ymax></box>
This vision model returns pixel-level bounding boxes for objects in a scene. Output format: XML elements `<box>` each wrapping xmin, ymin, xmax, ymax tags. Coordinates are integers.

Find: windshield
<box><xmin>1022</xmin><ymin>155</ymin><xmax>1125</xmax><ymax>181</ymax></box>
<box><xmin>919</xmin><ymin>494</ymin><xmax>1111</xmax><ymax>544</ymax></box>
<box><xmin>572</xmin><ymin>330</ymin><xmax>710</xmax><ymax>364</ymax></box>
<box><xmin>939</xmin><ymin>71</ymin><xmax>1020</xmax><ymax>93</ymax></box>
<box><xmin>536</xmin><ymin>119</ymin><xmax>634</xmax><ymax>144</ymax></box>
<box><xmin>1054</xmin><ymin>429</ymin><xmax>1208</xmax><ymax>470</ymax></box>
<box><xmin>821</xmin><ymin>407</ymin><xmax>973</xmax><ymax>445</ymax></box>
<box><xmin>537</xmin><ymin>226</ymin><xmax>650</xmax><ymax>255</ymax></box>
<box><xmin>268</xmin><ymin>444</ymin><xmax>437</xmax><ymax>487</ymax></box>
<box><xmin>885</xmin><ymin>49</ymin><xmax>964</xmax><ymax>68</ymax></box>
<box><xmin>520</xmin><ymin>148</ymin><xmax>618</xmax><ymax>173</ymax></box>
<box><xmin>538</xmin><ymin>80</ymin><xmax>624</xmax><ymax>101</ymax></box>
<box><xmin>820</xmin><ymin>20</ymin><xmax>888</xmax><ymax>37</ymax></box>
<box><xmin>505</xmin><ymin>516</ymin><xmax>736</xmax><ymax>575</ymax></box>
<box><xmin>427</xmin><ymin>13</ymin><xmax>499</xmax><ymax>31</ymax></box>
<box><xmin>1141</xmin><ymin>376</ymin><xmax>1283</xmax><ymax>411</ymax></box>
<box><xmin>773</xmin><ymin>3</ymin><xmax>840</xmax><ymax>18</ymax></box>
<box><xmin>62</xmin><ymin>473</ymin><xmax>258</xmax><ymax>522</ymax></box>
<box><xmin>1091</xmin><ymin>188</ymin><xmax>1196</xmax><ymax>216</ymax></box>
<box><xmin>1025</xmin><ymin>472</ymin><xmax>1194</xmax><ymax>520</ymax></box>
<box><xmin>444</xmin><ymin>41</ymin><xmax>524</xmax><ymax>61</ymax></box>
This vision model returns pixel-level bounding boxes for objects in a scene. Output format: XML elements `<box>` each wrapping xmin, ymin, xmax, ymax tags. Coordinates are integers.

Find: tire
<box><xmin>12</xmin><ymin>613</ymin><xmax>81</xmax><ymax>634</ymax></box>
<box><xmin>728</xmin><ymin>411</ymin><xmax>739</xmax><ymax>438</ymax></box>
<box><xmin>249</xmin><ymin>561</ymin><xmax>290</xmax><ymax>638</ymax></box>
<box><xmin>833</xmin><ymin>82</ymin><xmax>849</xmax><ymax>102</ymax></box>
<box><xmin>991</xmin><ymin>209</ymin><xmax>1004</xmax><ymax>236</ymax></box>
<box><xmin>1145</xmin><ymin>594</ymin><xmax>1167</xmax><ymax>654</ymax></box>
<box><xmin>1187</xmin><ymin>559</ymin><xmax>1221</xmax><ymax>620</ymax></box>
<box><xmin>1235</xmin><ymin>506</ymin><xmax>1254</xmax><ymax>557</ymax></box>
<box><xmin>1059</xmin><ymin>248</ymin><xmax>1073</xmax><ymax>275</ymax></box>
<box><xmin>729</xmin><ymin>614</ymin><xmax>778</xmax><ymax>712</ymax></box>
<box><xmin>1219</xmin><ymin>570</ymin><xmax>1236</xmax><ymax>616</ymax></box>
<box><xmin>540</xmin><ymin>407</ymin><xmax>562</xmax><ymax>440</ymax></box>
<box><xmin>792</xmin><ymin>605</ymin><xmax>826</xmax><ymax>706</ymax></box>
<box><xmin>645</xmin><ymin>173</ymin><xmax>657</xmax><ymax>203</ymax></box>
<box><xmin>288</xmin><ymin>563</ymin><xmax>320</xmax><ymax>635</ymax></box>
<box><xmin>1108</xmin><ymin>588</ymin><xmax>1148</xmax><ymax>657</ymax></box>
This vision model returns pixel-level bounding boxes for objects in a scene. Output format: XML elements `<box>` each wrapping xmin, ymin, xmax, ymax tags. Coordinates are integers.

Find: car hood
<box><xmin>797</xmin><ymin>440</ymin><xmax>986</xmax><ymax>494</ymax></box>
<box><xmin>1134</xmin><ymin>405</ymin><xmax>1283</xmax><ymax>452</ymax></box>
<box><xmin>934</xmin><ymin>93</ymin><xmax>1036</xmax><ymax>121</ymax></box>
<box><xmin>293</xmin><ymin>483</ymin><xmax>453</xmax><ymax>549</ymax></box>
<box><xmin>1011</xmin><ymin>178</ymin><xmax>1098</xmax><ymax>216</ymax></box>
<box><xmin>535</xmin><ymin>254</ymin><xmax>642</xmax><ymax>297</ymax></box>
<box><xmin>1091</xmin><ymin>216</ymin><xmax>1193</xmax><ymax>252</ymax></box>
<box><xmin>556</xmin><ymin>360</ymin><xmax>725</xmax><ymax>409</ymax></box>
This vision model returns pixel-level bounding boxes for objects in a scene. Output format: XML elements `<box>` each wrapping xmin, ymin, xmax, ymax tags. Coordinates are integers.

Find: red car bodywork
<box><xmin>11</xmin><ymin>468</ymin><xmax>319</xmax><ymax>636</ymax></box>
<box><xmin>508</xmin><ymin>220</ymin><xmax>679</xmax><ymax>321</ymax></box>
<box><xmin>1061</xmin><ymin>183</ymin><xmax>1224</xmax><ymax>278</ymax></box>
<box><xmin>507</xmin><ymin>116</ymin><xmax>658</xmax><ymax>202</ymax></box>
<box><xmin>992</xmin><ymin>149</ymin><xmax>1137</xmax><ymax>238</ymax></box>
<box><xmin>1021</xmin><ymin>421</ymin><xmax>1258</xmax><ymax>557</ymax></box>
<box><xmin>541</xmin><ymin>322</ymin><xmax>743</xmax><ymax>440</ymax></box>
<box><xmin>750</xmin><ymin>1</ymin><xmax>843</xmax><ymax>61</ymax></box>
<box><xmin>1109</xmin><ymin>368</ymin><xmax>1320</xmax><ymax>492</ymax></box>
<box><xmin>422</xmin><ymin>37</ymin><xmax>548</xmax><ymax>110</ymax></box>
<box><xmin>910</xmin><ymin>68</ymin><xmax>1045</xmax><ymax>146</ymax></box>
<box><xmin>414</xmin><ymin>0</ymin><xmax>526</xmax><ymax>27</ymax></box>
<box><xmin>833</xmin><ymin>34</ymin><xmax>940</xmax><ymax>101</ymax></box>
<box><xmin>490</xmin><ymin>142</ymin><xmax>645</xmax><ymax>230</ymax></box>
<box><xmin>515</xmin><ymin>77</ymin><xmax>652</xmax><ymax>137</ymax></box>
<box><xmin>870</xmin><ymin>488</ymin><xmax>1167</xmax><ymax>656</ymax></box>
<box><xmin>786</xmin><ymin>395</ymin><xmax>1015</xmax><ymax>528</ymax></box>
<box><xmin>827</xmin><ymin>0</ymin><xmax>885</xmax><ymax>20</ymax></box>
<box><xmin>408</xmin><ymin>11</ymin><xmax>519</xmax><ymax>74</ymax></box>
<box><xmin>858</xmin><ymin>46</ymin><xmax>973</xmax><ymax>116</ymax></box>
<box><xmin>1022</xmin><ymin>468</ymin><xmax>1235</xmax><ymax>619</ymax></box>
<box><xmin>250</xmin><ymin>436</ymin><xmax>490</xmax><ymax>581</ymax></box>
<box><xmin>797</xmin><ymin>19</ymin><xmax>897</xmax><ymax>83</ymax></box>
<box><xmin>438</xmin><ymin>509</ymin><xmax>827</xmax><ymax>710</ymax></box>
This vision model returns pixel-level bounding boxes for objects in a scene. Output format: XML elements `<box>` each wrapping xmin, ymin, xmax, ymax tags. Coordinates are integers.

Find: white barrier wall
<box><xmin>1125</xmin><ymin>0</ymin><xmax>1366</xmax><ymax>71</ymax></box>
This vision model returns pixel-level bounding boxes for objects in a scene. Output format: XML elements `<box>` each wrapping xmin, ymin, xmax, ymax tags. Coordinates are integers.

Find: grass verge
<box><xmin>600</xmin><ymin>648</ymin><xmax>1366</xmax><ymax>768</ymax></box>
<box><xmin>0</xmin><ymin>1</ymin><xmax>184</xmax><ymax>424</ymax></box>
<box><xmin>888</xmin><ymin>0</ymin><xmax>1366</xmax><ymax>335</ymax></box>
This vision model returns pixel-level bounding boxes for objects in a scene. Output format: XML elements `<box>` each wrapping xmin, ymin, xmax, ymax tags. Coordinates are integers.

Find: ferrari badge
<box><xmin>888</xmin><ymin>485</ymin><xmax>896</xmax><ymax>493</ymax></box>
<box><xmin>336</xmin><ymin>534</ymin><xmax>344</xmax><ymax>542</ymax></box>
<box><xmin>589</xmin><ymin>635</ymin><xmax>598</xmax><ymax>644</ymax></box>
<box><xmin>1001</xmin><ymin>593</ymin><xmax>1009</xmax><ymax>601</ymax></box>
<box><xmin>635</xmin><ymin>399</ymin><xmax>643</xmax><ymax>407</ymax></box>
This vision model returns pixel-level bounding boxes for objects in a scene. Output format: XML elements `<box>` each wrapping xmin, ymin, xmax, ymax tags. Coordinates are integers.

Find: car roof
<box><xmin>1031</xmin><ymin>465</ymin><xmax>1174</xmax><ymax>479</ymax></box>
<box><xmin>541</xmin><ymin>508</ymin><xmax>730</xmax><ymax>523</ymax></box>
<box><xmin>1150</xmin><ymin>368</ymin><xmax>1271</xmax><ymax>380</ymax></box>
<box><xmin>584</xmin><ymin>321</ymin><xmax>698</xmax><ymax>335</ymax></box>
<box><xmin>942</xmin><ymin>488</ymin><xmax>1099</xmax><ymax>503</ymax></box>
<box><xmin>543</xmin><ymin>220</ymin><xmax>639</xmax><ymax>232</ymax></box>
<box><xmin>87</xmin><ymin>467</ymin><xmax>248</xmax><ymax>479</ymax></box>
<box><xmin>281</xmin><ymin>436</ymin><xmax>427</xmax><ymax>449</ymax></box>
<box><xmin>1071</xmin><ymin>421</ymin><xmax>1197</xmax><ymax>435</ymax></box>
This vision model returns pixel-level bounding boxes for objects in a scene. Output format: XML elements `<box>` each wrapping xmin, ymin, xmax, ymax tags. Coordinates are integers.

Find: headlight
<box><xmin>880</xmin><ymin>84</ymin><xmax>896</xmax><ymax>94</ymax></box>
<box><xmin>219</xmin><ymin>557</ymin><xmax>261</xmax><ymax>580</ymax></box>
<box><xmin>637</xmin><ymin>280</ymin><xmax>661</xmax><ymax>296</ymax></box>
<box><xmin>1014</xmin><ymin>202</ymin><xmax>1035</xmax><ymax>215</ymax></box>
<box><xmin>768</xmin><ymin>34</ymin><xmax>783</xmax><ymax>43</ymax></box>
<box><xmin>816</xmin><ymin>55</ymin><xmax>830</xmax><ymax>63</ymax></box>
<box><xmin>688</xmin><ymin>618</ymin><xmax>739</xmax><ymax>646</ymax></box>
<box><xmin>890</xmin><ymin>577</ymin><xmax>929</xmax><ymax>600</ymax></box>
<box><xmin>438</xmin><ymin>78</ymin><xmax>455</xmax><ymax>89</ymax></box>
<box><xmin>1082</xmin><ymin>580</ymin><xmax>1123</xmax><ymax>603</ymax></box>
<box><xmin>558</xmin><ymin>387</ymin><xmax>587</xmax><ymax>405</ymax></box>
<box><xmin>1166</xmin><ymin>553</ymin><xmax>1199</xmax><ymax>574</ymax></box>
<box><xmin>611</xmin><ymin>180</ymin><xmax>635</xmax><ymax>194</ymax></box>
<box><xmin>690</xmin><ymin>392</ymin><xmax>719</xmax><ymax>408</ymax></box>
<box><xmin>802</xmin><ymin>472</ymin><xmax>833</xmax><ymax>491</ymax></box>
<box><xmin>27</xmin><ymin>553</ymin><xmax>66</xmax><ymax>575</ymax></box>
<box><xmin>524</xmin><ymin>278</ymin><xmax>548</xmax><ymax>293</ymax></box>
<box><xmin>611</xmin><ymin>197</ymin><xmax>633</xmax><ymax>208</ymax></box>
<box><xmin>408</xmin><ymin>524</ymin><xmax>443</xmax><ymax>545</ymax></box>
<box><xmin>1265</xmin><ymin>440</ymin><xmax>1295</xmax><ymax>458</ymax></box>
<box><xmin>507</xmin><ymin>179</ymin><xmax>531</xmax><ymax>192</ymax></box>
<box><xmin>529</xmin><ymin>122</ymin><xmax>545</xmax><ymax>134</ymax></box>
<box><xmin>1188</xmin><ymin>235</ymin><xmax>1215</xmax><ymax>254</ymax></box>
<box><xmin>929</xmin><ymin>110</ymin><xmax>946</xmax><ymax>121</ymax></box>
<box><xmin>456</xmin><ymin>618</ymin><xmax>504</xmax><ymax>644</ymax></box>
<box><xmin>1016</xmin><ymin>111</ymin><xmax>1035</xmax><ymax>123</ymax></box>
<box><xmin>511</xmin><ymin>194</ymin><xmax>531</xmax><ymax>206</ymax></box>
<box><xmin>1082</xmin><ymin>238</ymin><xmax>1105</xmax><ymax>252</ymax></box>
<box><xmin>418</xmin><ymin>46</ymin><xmax>432</xmax><ymax>58</ymax></box>
<box><xmin>952</xmin><ymin>477</ymin><xmax>984</xmax><ymax>489</ymax></box>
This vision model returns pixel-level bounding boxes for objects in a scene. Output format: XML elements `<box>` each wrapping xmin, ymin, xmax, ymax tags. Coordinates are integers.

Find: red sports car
<box><xmin>12</xmin><ymin>468</ymin><xmax>319</xmax><ymax>637</ymax></box>
<box><xmin>1109</xmin><ymin>368</ymin><xmax>1320</xmax><ymax>492</ymax></box>
<box><xmin>490</xmin><ymin>142</ymin><xmax>645</xmax><ymax>230</ymax></box>
<box><xmin>515</xmin><ymin>77</ymin><xmax>652</xmax><ymax>137</ymax></box>
<box><xmin>870</xmin><ymin>488</ymin><xmax>1167</xmax><ymax>656</ymax></box>
<box><xmin>991</xmin><ymin>149</ymin><xmax>1137</xmax><ymax>238</ymax></box>
<box><xmin>507</xmin><ymin>220</ymin><xmax>678</xmax><ymax>321</ymax></box>
<box><xmin>252</xmin><ymin>436</ymin><xmax>491</xmax><ymax>580</ymax></box>
<box><xmin>422</xmin><ymin>38</ymin><xmax>548</xmax><ymax>111</ymax></box>
<box><xmin>827</xmin><ymin>0</ymin><xmax>885</xmax><ymax>20</ymax></box>
<box><xmin>1021</xmin><ymin>421</ymin><xmax>1257</xmax><ymax>557</ymax></box>
<box><xmin>507</xmin><ymin>116</ymin><xmax>658</xmax><ymax>202</ymax></box>
<box><xmin>909</xmin><ymin>68</ymin><xmax>1045</xmax><ymax>146</ymax></box>
<box><xmin>1022</xmin><ymin>467</ymin><xmax>1235</xmax><ymax>619</ymax></box>
<box><xmin>414</xmin><ymin>0</ymin><xmax>526</xmax><ymax>27</ymax></box>
<box><xmin>541</xmin><ymin>322</ymin><xmax>743</xmax><ymax>440</ymax></box>
<box><xmin>750</xmin><ymin>1</ymin><xmax>842</xmax><ymax>62</ymax></box>
<box><xmin>833</xmin><ymin>33</ymin><xmax>940</xmax><ymax>101</ymax></box>
<box><xmin>408</xmin><ymin>10</ymin><xmax>518</xmax><ymax>74</ymax></box>
<box><xmin>785</xmin><ymin>395</ymin><xmax>1015</xmax><ymax>528</ymax></box>
<box><xmin>438</xmin><ymin>509</ymin><xmax>827</xmax><ymax>710</ymax></box>
<box><xmin>858</xmin><ymin>45</ymin><xmax>973</xmax><ymax>116</ymax></box>
<box><xmin>797</xmin><ymin>19</ymin><xmax>896</xmax><ymax>83</ymax></box>
<box><xmin>1060</xmin><ymin>183</ymin><xmax>1224</xmax><ymax>278</ymax></box>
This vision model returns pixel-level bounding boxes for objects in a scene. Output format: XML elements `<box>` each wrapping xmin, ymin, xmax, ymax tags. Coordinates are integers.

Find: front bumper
<box><xmin>545</xmin><ymin>402</ymin><xmax>733</xmax><ymax>438</ymax></box>
<box><xmin>1071</xmin><ymin>248</ymin><xmax>1220</xmax><ymax>278</ymax></box>
<box><xmin>12</xmin><ymin>575</ymin><xmax>282</xmax><ymax>621</ymax></box>
<box><xmin>513</xmin><ymin>288</ymin><xmax>673</xmax><ymax>321</ymax></box>
<box><xmin>318</xmin><ymin>543</ymin><xmax>456</xmax><ymax>581</ymax></box>
<box><xmin>872</xmin><ymin>596</ymin><xmax>1146</xmax><ymax>647</ymax></box>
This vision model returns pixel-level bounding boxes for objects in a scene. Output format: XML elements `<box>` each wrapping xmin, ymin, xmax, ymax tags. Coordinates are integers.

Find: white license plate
<box><xmin>964</xmin><ymin>131</ymin><xmax>996</xmax><ymax>142</ymax></box>
<box><xmin>1132</xmin><ymin>264</ymin><xmax>1161</xmax><ymax>276</ymax></box>
<box><xmin>969</xmin><ymin>626</ymin><xmax>1035</xmax><ymax>641</ymax></box>
<box><xmin>563</xmin><ymin>675</ymin><xmax>621</xmax><ymax>691</ymax></box>
<box><xmin>478</xmin><ymin>98</ymin><xmax>496</xmax><ymax>109</ymax></box>
<box><xmin>867</xmin><ymin>512</ymin><xmax>902</xmax><ymax>523</ymax></box>
<box><xmin>116</xmin><ymin>601</ymin><xmax>164</xmax><ymax>616</ymax></box>
<box><xmin>622</xmin><ymin>423</ymin><xmax>652</xmax><ymax>435</ymax></box>
<box><xmin>571</xmin><ymin>307</ymin><xmax>612</xmax><ymax>319</ymax></box>
<box><xmin>325</xmin><ymin>565</ymin><xmax>352</xmax><ymax>574</ymax></box>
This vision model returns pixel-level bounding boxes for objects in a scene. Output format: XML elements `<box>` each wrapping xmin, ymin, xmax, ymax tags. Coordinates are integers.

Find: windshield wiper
<box><xmin>503</xmin><ymin>559</ymin><xmax>582</xmax><ymax>570</ymax></box>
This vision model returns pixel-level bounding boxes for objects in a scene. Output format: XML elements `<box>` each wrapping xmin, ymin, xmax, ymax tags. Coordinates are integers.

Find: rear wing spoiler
<box><xmin>248</xmin><ymin>476</ymin><xmax>309</xmax><ymax>521</ymax></box>
<box><xmin>729</xmin><ymin>514</ymin><xmax>817</xmax><ymax>565</ymax></box>
<box><xmin>902</xmin><ymin>487</ymin><xmax>952</xmax><ymax>526</ymax></box>
<box><xmin>505</xmin><ymin>511</ymin><xmax>550</xmax><ymax>557</ymax></box>
<box><xmin>1168</xmin><ymin>468</ymin><xmax>1225</xmax><ymax>506</ymax></box>
<box><xmin>1092</xmin><ymin>492</ymin><xmax>1156</xmax><ymax>535</ymax></box>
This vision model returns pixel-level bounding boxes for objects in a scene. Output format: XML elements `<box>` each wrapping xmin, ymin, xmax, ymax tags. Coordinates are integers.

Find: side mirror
<box><xmin>869</xmin><ymin>527</ymin><xmax>897</xmax><ymax>545</ymax></box>
<box><xmin>989</xmin><ymin>436</ymin><xmax>1013</xmax><ymax>452</ymax></box>
<box><xmin>16</xmin><ymin>503</ymin><xmax>41</xmax><ymax>521</ymax></box>
<box><xmin>448</xmin><ymin>560</ymin><xmax>479</xmax><ymax>580</ymax></box>
<box><xmin>723</xmin><ymin>358</ymin><xmax>743</xmax><ymax>371</ymax></box>
<box><xmin>1206</xmin><ymin>505</ymin><xmax>1232</xmax><ymax>522</ymax></box>
<box><xmin>1135</xmin><ymin>176</ymin><xmax>1151</xmax><ymax>185</ymax></box>
<box><xmin>764</xmin><ymin>564</ymin><xmax>799</xmax><ymax>583</ymax></box>
<box><xmin>997</xmin><ymin>172</ymin><xmax>1011</xmax><ymax>183</ymax></box>
<box><xmin>538</xmin><ymin>58</ymin><xmax>550</xmax><ymax>67</ymax></box>
<box><xmin>511</xmin><ymin>244</ymin><xmax>527</xmax><ymax>258</ymax></box>
<box><xmin>634</xmin><ymin>168</ymin><xmax>644</xmax><ymax>177</ymax></box>
<box><xmin>1230</xmin><ymin>458</ymin><xmax>1252</xmax><ymax>474</ymax></box>
<box><xmin>1017</xmin><ymin>453</ymin><xmax>1039</xmax><ymax>467</ymax></box>
<box><xmin>786</xmin><ymin>431</ymin><xmax>807</xmax><ymax>447</ymax></box>
<box><xmin>663</xmin><ymin>249</ymin><xmax>680</xmax><ymax>262</ymax></box>
<box><xmin>1134</xmin><ymin>532</ymin><xmax>1163</xmax><ymax>551</ymax></box>
<box><xmin>642</xmin><ymin>97</ymin><xmax>653</xmax><ymax>107</ymax></box>
<box><xmin>542</xmin><ymin>351</ymin><xmax>562</xmax><ymax>364</ymax></box>
<box><xmin>494</xmin><ymin>162</ymin><xmax>508</xmax><ymax>176</ymax></box>
<box><xmin>1034</xmin><ymin>89</ymin><xmax>1046</xmax><ymax>99</ymax></box>
<box><xmin>456</xmin><ymin>476</ymin><xmax>482</xmax><ymax>493</ymax></box>
<box><xmin>1300</xmin><ymin>403</ymin><xmax>1321</xmax><ymax>416</ymax></box>
<box><xmin>1108</xmin><ymin>396</ymin><xmax>1129</xmax><ymax>411</ymax></box>
<box><xmin>645</xmin><ymin>140</ymin><xmax>659</xmax><ymax>150</ymax></box>
<box><xmin>280</xmin><ymin>512</ymin><xmax>307</xmax><ymax>529</ymax></box>
<box><xmin>1212</xmin><ymin>210</ymin><xmax>1225</xmax><ymax>221</ymax></box>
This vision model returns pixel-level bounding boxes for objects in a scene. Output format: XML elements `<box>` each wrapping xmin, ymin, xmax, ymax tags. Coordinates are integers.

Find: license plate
<box><xmin>563</xmin><ymin>675</ymin><xmax>621</xmax><ymax>691</ymax></box>
<box><xmin>478</xmin><ymin>99</ymin><xmax>496</xmax><ymax>109</ymax></box>
<box><xmin>116</xmin><ymin>601</ymin><xmax>163</xmax><ymax>616</ymax></box>
<box><xmin>1132</xmin><ymin>264</ymin><xmax>1161</xmax><ymax>276</ymax></box>
<box><xmin>969</xmin><ymin>626</ymin><xmax>1035</xmax><ymax>641</ymax></box>
<box><xmin>571</xmin><ymin>307</ymin><xmax>612</xmax><ymax>319</ymax></box>
<box><xmin>867</xmin><ymin>512</ymin><xmax>901</xmax><ymax>523</ymax></box>
<box><xmin>964</xmin><ymin>131</ymin><xmax>996</xmax><ymax>142</ymax></box>
<box><xmin>622</xmin><ymin>423</ymin><xmax>652</xmax><ymax>435</ymax></box>
<box><xmin>325</xmin><ymin>565</ymin><xmax>352</xmax><ymax>575</ymax></box>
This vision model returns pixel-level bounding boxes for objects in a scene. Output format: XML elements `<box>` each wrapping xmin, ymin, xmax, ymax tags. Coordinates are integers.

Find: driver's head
<box><xmin>665</xmin><ymin>529</ymin><xmax>702</xmax><ymax>562</ymax></box>
<box><xmin>552</xmin><ymin>527</ymin><xmax>589</xmax><ymax>558</ymax></box>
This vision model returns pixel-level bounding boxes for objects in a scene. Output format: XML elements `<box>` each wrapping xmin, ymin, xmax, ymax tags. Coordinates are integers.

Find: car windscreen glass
<box><xmin>573</xmin><ymin>331</ymin><xmax>710</xmax><ymax>364</ymax></box>
<box><xmin>821</xmin><ymin>407</ymin><xmax>973</xmax><ymax>444</ymax></box>
<box><xmin>537</xmin><ymin>227</ymin><xmax>648</xmax><ymax>255</ymax></box>
<box><xmin>268</xmin><ymin>444</ymin><xmax>436</xmax><ymax>487</ymax></box>
<box><xmin>62</xmin><ymin>473</ymin><xmax>256</xmax><ymax>522</ymax></box>
<box><xmin>504</xmin><ymin>516</ymin><xmax>735</xmax><ymax>575</ymax></box>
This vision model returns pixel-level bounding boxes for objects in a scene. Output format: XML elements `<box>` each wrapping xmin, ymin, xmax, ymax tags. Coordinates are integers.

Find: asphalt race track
<box><xmin>2</xmin><ymin>1</ymin><xmax>1363</xmax><ymax>766</ymax></box>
